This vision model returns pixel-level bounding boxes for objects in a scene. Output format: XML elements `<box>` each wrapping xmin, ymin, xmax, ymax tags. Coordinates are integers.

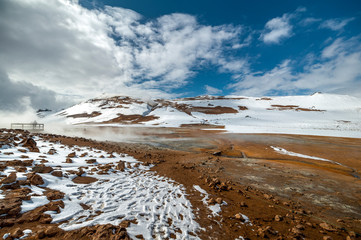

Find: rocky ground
<box><xmin>0</xmin><ymin>128</ymin><xmax>360</xmax><ymax>239</ymax></box>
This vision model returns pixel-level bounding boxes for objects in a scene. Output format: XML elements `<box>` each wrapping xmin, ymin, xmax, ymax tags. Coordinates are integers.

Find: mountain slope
<box><xmin>48</xmin><ymin>93</ymin><xmax>361</xmax><ymax>138</ymax></box>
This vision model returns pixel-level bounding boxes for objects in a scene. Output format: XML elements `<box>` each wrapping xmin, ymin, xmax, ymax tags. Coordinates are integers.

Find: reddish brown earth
<box><xmin>0</xmin><ymin>128</ymin><xmax>360</xmax><ymax>239</ymax></box>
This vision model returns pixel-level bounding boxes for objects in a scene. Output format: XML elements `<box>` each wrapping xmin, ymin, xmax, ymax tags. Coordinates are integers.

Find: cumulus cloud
<box><xmin>320</xmin><ymin>17</ymin><xmax>355</xmax><ymax>31</ymax></box>
<box><xmin>260</xmin><ymin>13</ymin><xmax>293</xmax><ymax>44</ymax></box>
<box><xmin>204</xmin><ymin>85</ymin><xmax>222</xmax><ymax>95</ymax></box>
<box><xmin>229</xmin><ymin>37</ymin><xmax>361</xmax><ymax>97</ymax></box>
<box><xmin>0</xmin><ymin>0</ymin><xmax>246</xmax><ymax>112</ymax></box>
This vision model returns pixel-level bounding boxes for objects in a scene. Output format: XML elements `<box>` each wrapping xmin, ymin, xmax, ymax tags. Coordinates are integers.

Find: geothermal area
<box><xmin>0</xmin><ymin>93</ymin><xmax>360</xmax><ymax>239</ymax></box>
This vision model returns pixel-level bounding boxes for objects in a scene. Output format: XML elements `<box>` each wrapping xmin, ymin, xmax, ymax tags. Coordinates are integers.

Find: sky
<box><xmin>0</xmin><ymin>0</ymin><xmax>361</xmax><ymax>115</ymax></box>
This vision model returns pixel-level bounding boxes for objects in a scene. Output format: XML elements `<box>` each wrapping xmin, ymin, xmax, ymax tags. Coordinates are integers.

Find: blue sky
<box><xmin>0</xmin><ymin>0</ymin><xmax>361</xmax><ymax>112</ymax></box>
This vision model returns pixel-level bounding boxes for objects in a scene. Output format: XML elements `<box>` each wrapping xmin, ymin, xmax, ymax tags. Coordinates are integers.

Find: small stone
<box><xmin>116</xmin><ymin>161</ymin><xmax>126</xmax><ymax>171</ymax></box>
<box><xmin>65</xmin><ymin>158</ymin><xmax>73</xmax><ymax>163</ymax></box>
<box><xmin>240</xmin><ymin>201</ymin><xmax>248</xmax><ymax>207</ymax></box>
<box><xmin>235</xmin><ymin>213</ymin><xmax>245</xmax><ymax>222</ymax></box>
<box><xmin>264</xmin><ymin>194</ymin><xmax>272</xmax><ymax>200</ymax></box>
<box><xmin>275</xmin><ymin>215</ymin><xmax>283</xmax><ymax>222</ymax></box>
<box><xmin>295</xmin><ymin>224</ymin><xmax>304</xmax><ymax>230</ymax></box>
<box><xmin>291</xmin><ymin>227</ymin><xmax>302</xmax><ymax>235</ymax></box>
<box><xmin>215</xmin><ymin>197</ymin><xmax>223</xmax><ymax>204</ymax></box>
<box><xmin>323</xmin><ymin>236</ymin><xmax>332</xmax><ymax>240</ymax></box>
<box><xmin>67</xmin><ymin>152</ymin><xmax>76</xmax><ymax>158</ymax></box>
<box><xmin>319</xmin><ymin>222</ymin><xmax>336</xmax><ymax>232</ymax></box>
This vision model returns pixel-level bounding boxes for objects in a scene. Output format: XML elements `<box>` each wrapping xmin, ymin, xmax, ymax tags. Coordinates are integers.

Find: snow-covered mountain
<box><xmin>47</xmin><ymin>93</ymin><xmax>361</xmax><ymax>138</ymax></box>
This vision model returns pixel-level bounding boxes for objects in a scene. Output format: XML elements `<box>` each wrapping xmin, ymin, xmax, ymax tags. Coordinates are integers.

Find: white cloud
<box><xmin>300</xmin><ymin>17</ymin><xmax>322</xmax><ymax>26</ymax></box>
<box><xmin>320</xmin><ymin>17</ymin><xmax>355</xmax><ymax>31</ymax></box>
<box><xmin>260</xmin><ymin>14</ymin><xmax>293</xmax><ymax>44</ymax></box>
<box><xmin>228</xmin><ymin>60</ymin><xmax>295</xmax><ymax>96</ymax></box>
<box><xmin>205</xmin><ymin>85</ymin><xmax>222</xmax><ymax>95</ymax></box>
<box><xmin>0</xmin><ymin>0</ymin><xmax>246</xmax><ymax>111</ymax></box>
<box><xmin>229</xmin><ymin>37</ymin><xmax>361</xmax><ymax>97</ymax></box>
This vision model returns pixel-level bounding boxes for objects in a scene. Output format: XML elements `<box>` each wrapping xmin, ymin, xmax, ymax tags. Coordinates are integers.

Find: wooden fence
<box><xmin>11</xmin><ymin>123</ymin><xmax>44</xmax><ymax>131</ymax></box>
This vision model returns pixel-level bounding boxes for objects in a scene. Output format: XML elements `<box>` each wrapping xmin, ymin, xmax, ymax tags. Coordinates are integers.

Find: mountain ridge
<box><xmin>46</xmin><ymin>93</ymin><xmax>361</xmax><ymax>138</ymax></box>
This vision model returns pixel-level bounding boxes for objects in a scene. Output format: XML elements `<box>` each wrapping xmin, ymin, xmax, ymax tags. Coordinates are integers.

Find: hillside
<box><xmin>49</xmin><ymin>93</ymin><xmax>361</xmax><ymax>138</ymax></box>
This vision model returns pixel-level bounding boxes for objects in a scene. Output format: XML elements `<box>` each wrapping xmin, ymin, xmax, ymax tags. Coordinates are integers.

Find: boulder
<box><xmin>28</xmin><ymin>174</ymin><xmax>44</xmax><ymax>185</ymax></box>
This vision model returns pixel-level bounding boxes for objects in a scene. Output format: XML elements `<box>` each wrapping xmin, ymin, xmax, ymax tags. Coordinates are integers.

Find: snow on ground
<box><xmin>0</xmin><ymin>134</ymin><xmax>201</xmax><ymax>239</ymax></box>
<box><xmin>270</xmin><ymin>146</ymin><xmax>342</xmax><ymax>166</ymax></box>
<box><xmin>49</xmin><ymin>93</ymin><xmax>361</xmax><ymax>138</ymax></box>
<box><xmin>193</xmin><ymin>185</ymin><xmax>222</xmax><ymax>216</ymax></box>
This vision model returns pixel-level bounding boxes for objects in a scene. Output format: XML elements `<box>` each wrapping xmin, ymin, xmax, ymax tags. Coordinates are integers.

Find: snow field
<box><xmin>0</xmin><ymin>134</ymin><xmax>200</xmax><ymax>240</ymax></box>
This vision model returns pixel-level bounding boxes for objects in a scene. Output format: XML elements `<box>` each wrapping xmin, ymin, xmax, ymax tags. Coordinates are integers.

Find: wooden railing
<box><xmin>11</xmin><ymin>123</ymin><xmax>44</xmax><ymax>131</ymax></box>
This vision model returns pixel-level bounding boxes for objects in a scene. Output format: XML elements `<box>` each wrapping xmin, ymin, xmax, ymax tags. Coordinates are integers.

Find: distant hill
<box><xmin>47</xmin><ymin>93</ymin><xmax>361</xmax><ymax>138</ymax></box>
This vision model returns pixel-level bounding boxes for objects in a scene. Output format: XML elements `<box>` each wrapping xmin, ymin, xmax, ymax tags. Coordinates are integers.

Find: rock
<box><xmin>291</xmin><ymin>227</ymin><xmax>302</xmax><ymax>235</ymax></box>
<box><xmin>80</xmin><ymin>203</ymin><xmax>91</xmax><ymax>210</ymax></box>
<box><xmin>116</xmin><ymin>161</ymin><xmax>126</xmax><ymax>171</ymax></box>
<box><xmin>47</xmin><ymin>148</ymin><xmax>57</xmax><ymax>155</ymax></box>
<box><xmin>32</xmin><ymin>165</ymin><xmax>53</xmax><ymax>173</ymax></box>
<box><xmin>319</xmin><ymin>222</ymin><xmax>336</xmax><ymax>232</ymax></box>
<box><xmin>5</xmin><ymin>160</ymin><xmax>33</xmax><ymax>167</ymax></box>
<box><xmin>23</xmin><ymin>138</ymin><xmax>39</xmax><ymax>152</ymax></box>
<box><xmin>37</xmin><ymin>230</ymin><xmax>45</xmax><ymax>239</ymax></box>
<box><xmin>6</xmin><ymin>188</ymin><xmax>31</xmax><ymax>200</ymax></box>
<box><xmin>72</xmin><ymin>176</ymin><xmax>98</xmax><ymax>184</ymax></box>
<box><xmin>0</xmin><ymin>218</ymin><xmax>16</xmax><ymax>227</ymax></box>
<box><xmin>65</xmin><ymin>158</ymin><xmax>73</xmax><ymax>163</ymax></box>
<box><xmin>14</xmin><ymin>166</ymin><xmax>27</xmax><ymax>172</ymax></box>
<box><xmin>46</xmin><ymin>201</ymin><xmax>64</xmax><ymax>213</ymax></box>
<box><xmin>207</xmin><ymin>198</ymin><xmax>216</xmax><ymax>205</ymax></box>
<box><xmin>219</xmin><ymin>182</ymin><xmax>228</xmax><ymax>191</ymax></box>
<box><xmin>275</xmin><ymin>215</ymin><xmax>283</xmax><ymax>222</ymax></box>
<box><xmin>0</xmin><ymin>198</ymin><xmax>22</xmax><ymax>216</ymax></box>
<box><xmin>28</xmin><ymin>173</ymin><xmax>44</xmax><ymax>185</ymax></box>
<box><xmin>263</xmin><ymin>193</ymin><xmax>273</xmax><ymax>200</ymax></box>
<box><xmin>12</xmin><ymin>228</ymin><xmax>23</xmax><ymax>238</ymax></box>
<box><xmin>323</xmin><ymin>236</ymin><xmax>332</xmax><ymax>240</ymax></box>
<box><xmin>76</xmin><ymin>168</ymin><xmax>85</xmax><ymax>176</ymax></box>
<box><xmin>45</xmin><ymin>226</ymin><xmax>60</xmax><ymax>237</ymax></box>
<box><xmin>295</xmin><ymin>224</ymin><xmax>304</xmax><ymax>230</ymax></box>
<box><xmin>86</xmin><ymin>159</ymin><xmax>97</xmax><ymax>164</ymax></box>
<box><xmin>215</xmin><ymin>197</ymin><xmax>223</xmax><ymax>204</ymax></box>
<box><xmin>235</xmin><ymin>213</ymin><xmax>245</xmax><ymax>222</ymax></box>
<box><xmin>51</xmin><ymin>171</ymin><xmax>63</xmax><ymax>177</ymax></box>
<box><xmin>40</xmin><ymin>215</ymin><xmax>53</xmax><ymax>224</ymax></box>
<box><xmin>67</xmin><ymin>152</ymin><xmax>76</xmax><ymax>158</ymax></box>
<box><xmin>212</xmin><ymin>151</ymin><xmax>222</xmax><ymax>156</ymax></box>
<box><xmin>240</xmin><ymin>201</ymin><xmax>248</xmax><ymax>207</ymax></box>
<box><xmin>0</xmin><ymin>172</ymin><xmax>17</xmax><ymax>184</ymax></box>
<box><xmin>45</xmin><ymin>189</ymin><xmax>64</xmax><ymax>200</ymax></box>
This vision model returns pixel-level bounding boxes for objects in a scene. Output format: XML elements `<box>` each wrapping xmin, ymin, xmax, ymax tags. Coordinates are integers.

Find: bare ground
<box><xmin>0</xmin><ymin>127</ymin><xmax>360</xmax><ymax>239</ymax></box>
